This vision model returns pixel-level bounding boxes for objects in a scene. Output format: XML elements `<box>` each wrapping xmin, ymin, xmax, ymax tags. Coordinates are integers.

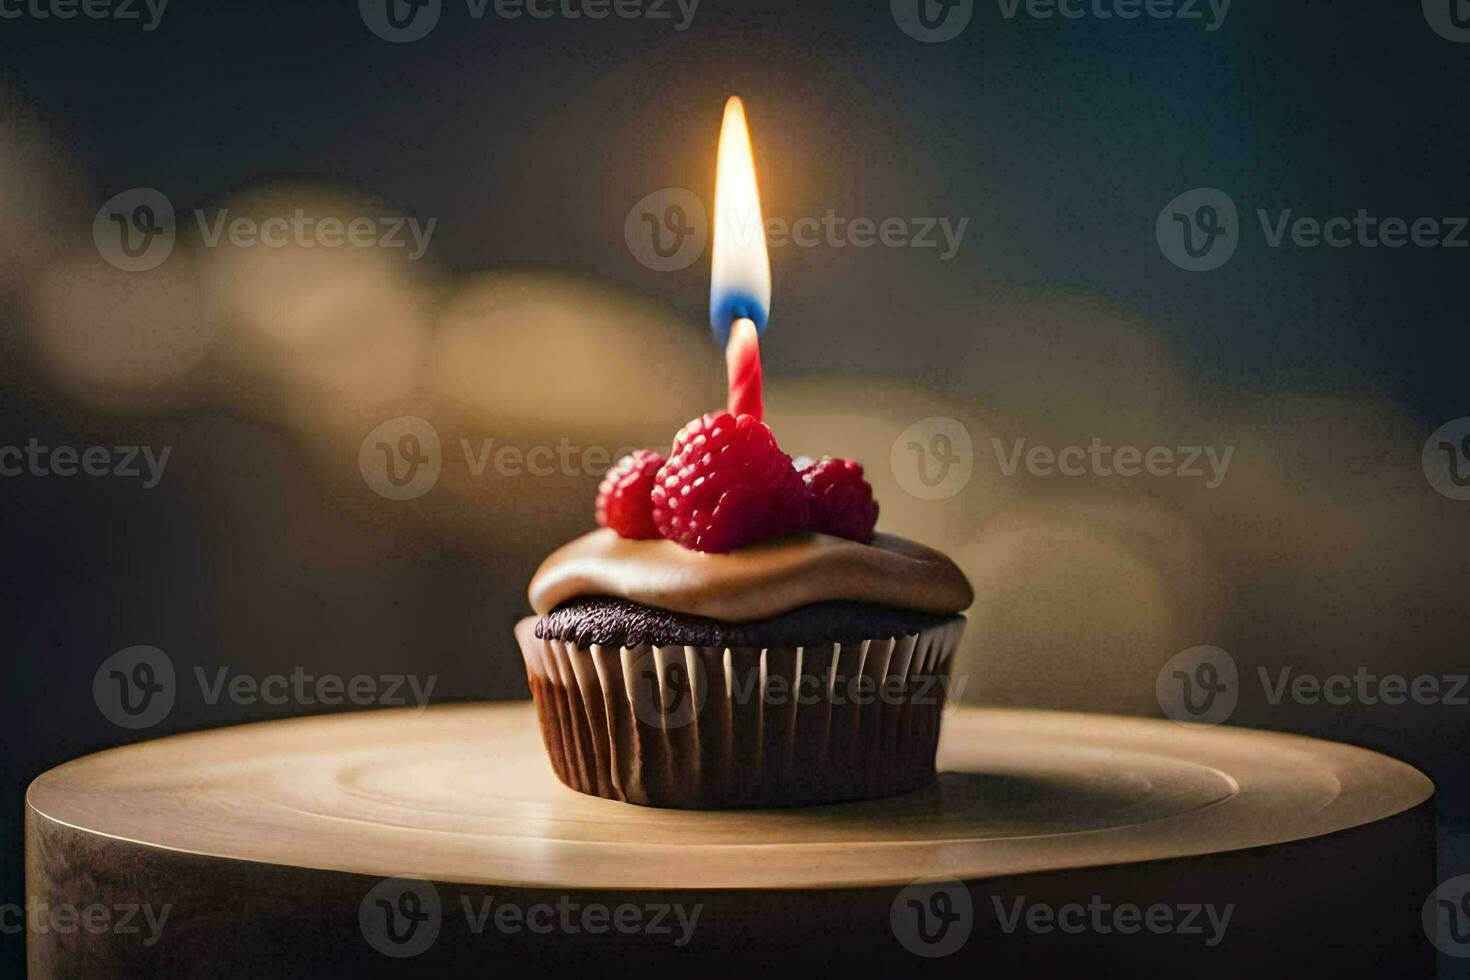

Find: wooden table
<box><xmin>26</xmin><ymin>703</ymin><xmax>1436</xmax><ymax>977</ymax></box>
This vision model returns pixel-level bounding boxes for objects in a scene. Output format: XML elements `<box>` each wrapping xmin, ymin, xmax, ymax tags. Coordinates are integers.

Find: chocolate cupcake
<box><xmin>516</xmin><ymin>416</ymin><xmax>974</xmax><ymax>808</ymax></box>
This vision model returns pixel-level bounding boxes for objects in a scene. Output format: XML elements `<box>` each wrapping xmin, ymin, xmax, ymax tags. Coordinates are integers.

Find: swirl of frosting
<box><xmin>529</xmin><ymin>529</ymin><xmax>974</xmax><ymax>620</ymax></box>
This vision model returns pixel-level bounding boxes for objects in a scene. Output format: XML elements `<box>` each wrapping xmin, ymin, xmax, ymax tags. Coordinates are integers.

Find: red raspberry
<box><xmin>801</xmin><ymin>457</ymin><xmax>879</xmax><ymax>543</ymax></box>
<box><xmin>595</xmin><ymin>450</ymin><xmax>664</xmax><ymax>539</ymax></box>
<box><xmin>652</xmin><ymin>412</ymin><xmax>809</xmax><ymax>553</ymax></box>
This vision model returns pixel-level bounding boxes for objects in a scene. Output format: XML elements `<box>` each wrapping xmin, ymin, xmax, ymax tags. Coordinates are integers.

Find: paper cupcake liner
<box><xmin>516</xmin><ymin>616</ymin><xmax>965</xmax><ymax>809</ymax></box>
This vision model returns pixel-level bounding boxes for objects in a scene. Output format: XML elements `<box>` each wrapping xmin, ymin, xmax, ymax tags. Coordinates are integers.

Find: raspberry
<box><xmin>652</xmin><ymin>412</ymin><xmax>809</xmax><ymax>553</ymax></box>
<box><xmin>801</xmin><ymin>457</ymin><xmax>879</xmax><ymax>543</ymax></box>
<box><xmin>595</xmin><ymin>450</ymin><xmax>664</xmax><ymax>539</ymax></box>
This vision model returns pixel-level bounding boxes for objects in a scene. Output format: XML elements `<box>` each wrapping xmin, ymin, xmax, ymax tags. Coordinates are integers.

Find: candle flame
<box><xmin>710</xmin><ymin>96</ymin><xmax>771</xmax><ymax>347</ymax></box>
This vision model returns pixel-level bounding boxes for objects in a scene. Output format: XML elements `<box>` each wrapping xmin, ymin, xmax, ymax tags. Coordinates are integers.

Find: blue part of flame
<box><xmin>710</xmin><ymin>291</ymin><xmax>768</xmax><ymax>347</ymax></box>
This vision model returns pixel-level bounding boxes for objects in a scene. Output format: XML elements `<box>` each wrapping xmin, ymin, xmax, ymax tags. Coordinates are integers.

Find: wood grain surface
<box><xmin>24</xmin><ymin>703</ymin><xmax>1438</xmax><ymax>977</ymax></box>
<box><xmin>26</xmin><ymin>702</ymin><xmax>1431</xmax><ymax>889</ymax></box>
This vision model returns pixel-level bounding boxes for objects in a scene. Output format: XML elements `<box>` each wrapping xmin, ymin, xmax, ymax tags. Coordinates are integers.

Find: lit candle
<box><xmin>710</xmin><ymin>96</ymin><xmax>772</xmax><ymax>421</ymax></box>
<box><xmin>724</xmin><ymin>317</ymin><xmax>763</xmax><ymax>419</ymax></box>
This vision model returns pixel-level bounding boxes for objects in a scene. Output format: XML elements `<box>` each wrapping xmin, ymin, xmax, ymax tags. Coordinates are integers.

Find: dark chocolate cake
<box><xmin>535</xmin><ymin>596</ymin><xmax>958</xmax><ymax>650</ymax></box>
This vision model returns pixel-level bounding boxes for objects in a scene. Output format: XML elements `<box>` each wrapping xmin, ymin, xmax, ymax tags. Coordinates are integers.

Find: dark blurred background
<box><xmin>3</xmin><ymin>0</ymin><xmax>1469</xmax><ymax>974</ymax></box>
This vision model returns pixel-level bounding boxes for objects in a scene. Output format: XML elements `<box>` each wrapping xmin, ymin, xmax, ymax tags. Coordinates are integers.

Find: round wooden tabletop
<box><xmin>26</xmin><ymin>701</ymin><xmax>1432</xmax><ymax>890</ymax></box>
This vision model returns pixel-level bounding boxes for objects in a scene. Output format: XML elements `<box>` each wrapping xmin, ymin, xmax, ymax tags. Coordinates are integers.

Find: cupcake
<box><xmin>516</xmin><ymin>410</ymin><xmax>974</xmax><ymax>809</ymax></box>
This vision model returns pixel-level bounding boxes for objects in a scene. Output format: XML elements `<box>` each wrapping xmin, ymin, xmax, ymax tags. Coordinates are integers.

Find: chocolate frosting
<box><xmin>527</xmin><ymin>529</ymin><xmax>974</xmax><ymax>620</ymax></box>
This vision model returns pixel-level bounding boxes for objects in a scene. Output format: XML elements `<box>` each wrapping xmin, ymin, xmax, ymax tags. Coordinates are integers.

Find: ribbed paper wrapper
<box><xmin>515</xmin><ymin>616</ymin><xmax>965</xmax><ymax>809</ymax></box>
